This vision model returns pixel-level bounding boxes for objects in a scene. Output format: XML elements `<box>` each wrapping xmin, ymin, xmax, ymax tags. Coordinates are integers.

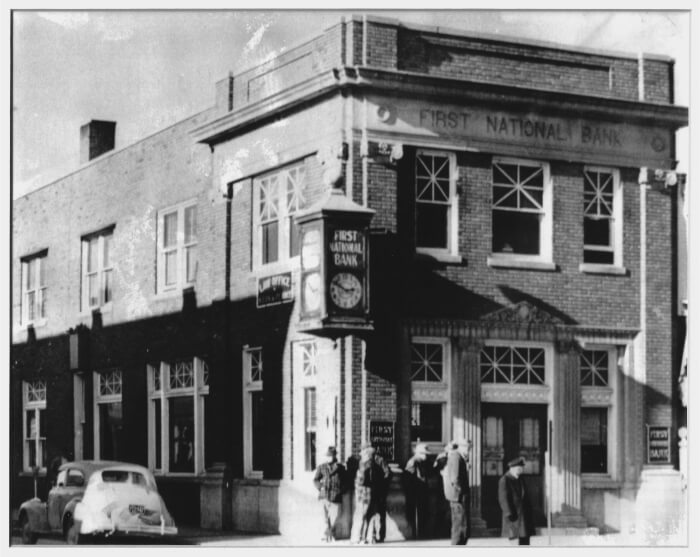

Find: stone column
<box><xmin>551</xmin><ymin>339</ymin><xmax>587</xmax><ymax>528</ymax></box>
<box><xmin>454</xmin><ymin>337</ymin><xmax>487</xmax><ymax>532</ymax></box>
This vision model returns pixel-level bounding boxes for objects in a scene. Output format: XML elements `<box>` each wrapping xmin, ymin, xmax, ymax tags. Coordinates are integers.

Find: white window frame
<box><xmin>252</xmin><ymin>162</ymin><xmax>306</xmax><ymax>269</ymax></box>
<box><xmin>414</xmin><ymin>149</ymin><xmax>459</xmax><ymax>258</ymax></box>
<box><xmin>579</xmin><ymin>344</ymin><xmax>618</xmax><ymax>479</ymax></box>
<box><xmin>243</xmin><ymin>346</ymin><xmax>264</xmax><ymax>478</ymax></box>
<box><xmin>93</xmin><ymin>369</ymin><xmax>122</xmax><ymax>460</ymax></box>
<box><xmin>293</xmin><ymin>340</ymin><xmax>320</xmax><ymax>476</ymax></box>
<box><xmin>147</xmin><ymin>358</ymin><xmax>208</xmax><ymax>475</ymax></box>
<box><xmin>157</xmin><ymin>200</ymin><xmax>198</xmax><ymax>294</ymax></box>
<box><xmin>480</xmin><ymin>340</ymin><xmax>553</xmax><ymax>405</ymax></box>
<box><xmin>81</xmin><ymin>229</ymin><xmax>114</xmax><ymax>312</ymax></box>
<box><xmin>21</xmin><ymin>253</ymin><xmax>47</xmax><ymax>326</ymax></box>
<box><xmin>410</xmin><ymin>337</ymin><xmax>451</xmax><ymax>450</ymax></box>
<box><xmin>488</xmin><ymin>156</ymin><xmax>553</xmax><ymax>269</ymax></box>
<box><xmin>23</xmin><ymin>380</ymin><xmax>47</xmax><ymax>472</ymax></box>
<box><xmin>581</xmin><ymin>166</ymin><xmax>623</xmax><ymax>269</ymax></box>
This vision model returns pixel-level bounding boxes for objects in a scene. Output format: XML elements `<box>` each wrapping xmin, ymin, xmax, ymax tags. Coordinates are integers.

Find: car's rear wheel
<box><xmin>64</xmin><ymin>514</ymin><xmax>83</xmax><ymax>545</ymax></box>
<box><xmin>19</xmin><ymin>514</ymin><xmax>37</xmax><ymax>544</ymax></box>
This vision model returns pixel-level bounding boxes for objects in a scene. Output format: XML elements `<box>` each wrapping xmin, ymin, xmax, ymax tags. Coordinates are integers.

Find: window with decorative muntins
<box><xmin>480</xmin><ymin>346</ymin><xmax>546</xmax><ymax>385</ymax></box>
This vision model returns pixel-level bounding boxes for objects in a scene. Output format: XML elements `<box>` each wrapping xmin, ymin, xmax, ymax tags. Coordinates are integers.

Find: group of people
<box><xmin>312</xmin><ymin>443</ymin><xmax>389</xmax><ymax>544</ymax></box>
<box><xmin>313</xmin><ymin>440</ymin><xmax>534</xmax><ymax>545</ymax></box>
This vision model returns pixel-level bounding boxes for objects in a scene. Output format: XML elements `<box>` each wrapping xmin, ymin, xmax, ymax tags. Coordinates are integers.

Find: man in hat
<box><xmin>405</xmin><ymin>442</ymin><xmax>431</xmax><ymax>539</ymax></box>
<box><xmin>370</xmin><ymin>444</ymin><xmax>391</xmax><ymax>542</ymax></box>
<box><xmin>352</xmin><ymin>443</ymin><xmax>383</xmax><ymax>543</ymax></box>
<box><xmin>498</xmin><ymin>456</ymin><xmax>534</xmax><ymax>545</ymax></box>
<box><xmin>442</xmin><ymin>440</ymin><xmax>470</xmax><ymax>545</ymax></box>
<box><xmin>313</xmin><ymin>446</ymin><xmax>346</xmax><ymax>542</ymax></box>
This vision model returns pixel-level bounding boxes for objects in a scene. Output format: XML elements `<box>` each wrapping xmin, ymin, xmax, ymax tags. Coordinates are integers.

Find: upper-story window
<box><xmin>415</xmin><ymin>150</ymin><xmax>458</xmax><ymax>256</ymax></box>
<box><xmin>583</xmin><ymin>167</ymin><xmax>622</xmax><ymax>266</ymax></box>
<box><xmin>491</xmin><ymin>157</ymin><xmax>552</xmax><ymax>263</ymax></box>
<box><xmin>81</xmin><ymin>227</ymin><xmax>113</xmax><ymax>311</ymax></box>
<box><xmin>21</xmin><ymin>251</ymin><xmax>47</xmax><ymax>326</ymax></box>
<box><xmin>157</xmin><ymin>201</ymin><xmax>197</xmax><ymax>293</ymax></box>
<box><xmin>253</xmin><ymin>162</ymin><xmax>306</xmax><ymax>268</ymax></box>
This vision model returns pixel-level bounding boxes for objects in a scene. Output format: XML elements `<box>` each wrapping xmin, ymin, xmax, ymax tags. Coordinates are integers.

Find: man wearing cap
<box><xmin>498</xmin><ymin>456</ymin><xmax>534</xmax><ymax>545</ymax></box>
<box><xmin>443</xmin><ymin>440</ymin><xmax>470</xmax><ymax>545</ymax></box>
<box><xmin>313</xmin><ymin>446</ymin><xmax>346</xmax><ymax>543</ymax></box>
<box><xmin>352</xmin><ymin>443</ymin><xmax>384</xmax><ymax>543</ymax></box>
<box><xmin>405</xmin><ymin>442</ymin><xmax>430</xmax><ymax>538</ymax></box>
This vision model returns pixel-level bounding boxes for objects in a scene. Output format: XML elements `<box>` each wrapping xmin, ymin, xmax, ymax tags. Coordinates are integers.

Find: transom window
<box><xmin>583</xmin><ymin>168</ymin><xmax>622</xmax><ymax>266</ymax></box>
<box><xmin>491</xmin><ymin>158</ymin><xmax>552</xmax><ymax>260</ymax></box>
<box><xmin>99</xmin><ymin>369</ymin><xmax>122</xmax><ymax>397</ymax></box>
<box><xmin>23</xmin><ymin>380</ymin><xmax>47</xmax><ymax>471</ymax></box>
<box><xmin>480</xmin><ymin>346</ymin><xmax>546</xmax><ymax>385</ymax></box>
<box><xmin>300</xmin><ymin>342</ymin><xmax>318</xmax><ymax>378</ymax></box>
<box><xmin>157</xmin><ymin>201</ymin><xmax>197</xmax><ymax>293</ymax></box>
<box><xmin>81</xmin><ymin>228</ymin><xmax>113</xmax><ymax>311</ymax></box>
<box><xmin>147</xmin><ymin>358</ymin><xmax>209</xmax><ymax>474</ymax></box>
<box><xmin>414</xmin><ymin>150</ymin><xmax>458</xmax><ymax>254</ymax></box>
<box><xmin>21</xmin><ymin>252</ymin><xmax>47</xmax><ymax>325</ymax></box>
<box><xmin>410</xmin><ymin>342</ymin><xmax>444</xmax><ymax>382</ymax></box>
<box><xmin>254</xmin><ymin>163</ymin><xmax>307</xmax><ymax>267</ymax></box>
<box><xmin>580</xmin><ymin>350</ymin><xmax>609</xmax><ymax>386</ymax></box>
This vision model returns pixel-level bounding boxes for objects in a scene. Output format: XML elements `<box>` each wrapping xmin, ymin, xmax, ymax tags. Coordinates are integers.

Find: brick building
<box><xmin>11</xmin><ymin>15</ymin><xmax>688</xmax><ymax>541</ymax></box>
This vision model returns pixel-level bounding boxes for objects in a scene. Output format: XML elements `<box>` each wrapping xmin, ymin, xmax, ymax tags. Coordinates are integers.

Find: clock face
<box><xmin>302</xmin><ymin>272</ymin><xmax>322</xmax><ymax>313</ymax></box>
<box><xmin>301</xmin><ymin>229</ymin><xmax>321</xmax><ymax>270</ymax></box>
<box><xmin>329</xmin><ymin>272</ymin><xmax>362</xmax><ymax>309</ymax></box>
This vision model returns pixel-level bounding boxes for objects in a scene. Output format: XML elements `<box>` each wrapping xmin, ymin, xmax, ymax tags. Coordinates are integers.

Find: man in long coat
<box><xmin>313</xmin><ymin>446</ymin><xmax>346</xmax><ymax>542</ymax></box>
<box><xmin>498</xmin><ymin>456</ymin><xmax>534</xmax><ymax>545</ymax></box>
<box><xmin>442</xmin><ymin>440</ymin><xmax>470</xmax><ymax>545</ymax></box>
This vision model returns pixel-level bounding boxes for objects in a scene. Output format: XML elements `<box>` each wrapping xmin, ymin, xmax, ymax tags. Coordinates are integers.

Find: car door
<box><xmin>47</xmin><ymin>468</ymin><xmax>86</xmax><ymax>530</ymax></box>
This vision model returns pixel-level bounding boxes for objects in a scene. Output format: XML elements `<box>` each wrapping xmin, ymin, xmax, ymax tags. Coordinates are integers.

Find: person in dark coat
<box><xmin>370</xmin><ymin>446</ymin><xmax>391</xmax><ymax>542</ymax></box>
<box><xmin>442</xmin><ymin>440</ymin><xmax>470</xmax><ymax>545</ymax></box>
<box><xmin>498</xmin><ymin>456</ymin><xmax>535</xmax><ymax>545</ymax></box>
<box><xmin>404</xmin><ymin>442</ymin><xmax>430</xmax><ymax>539</ymax></box>
<box><xmin>313</xmin><ymin>446</ymin><xmax>346</xmax><ymax>542</ymax></box>
<box><xmin>351</xmin><ymin>443</ymin><xmax>383</xmax><ymax>544</ymax></box>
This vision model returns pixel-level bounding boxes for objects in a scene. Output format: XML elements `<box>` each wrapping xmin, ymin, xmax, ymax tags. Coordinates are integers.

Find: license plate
<box><xmin>129</xmin><ymin>504</ymin><xmax>145</xmax><ymax>514</ymax></box>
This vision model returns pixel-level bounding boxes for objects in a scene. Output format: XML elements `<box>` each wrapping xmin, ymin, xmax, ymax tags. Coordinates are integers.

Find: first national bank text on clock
<box><xmin>328</xmin><ymin>229</ymin><xmax>365</xmax><ymax>268</ymax></box>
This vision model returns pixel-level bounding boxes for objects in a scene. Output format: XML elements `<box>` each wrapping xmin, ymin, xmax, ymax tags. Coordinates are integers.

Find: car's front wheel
<box><xmin>64</xmin><ymin>514</ymin><xmax>83</xmax><ymax>545</ymax></box>
<box><xmin>19</xmin><ymin>514</ymin><xmax>37</xmax><ymax>544</ymax></box>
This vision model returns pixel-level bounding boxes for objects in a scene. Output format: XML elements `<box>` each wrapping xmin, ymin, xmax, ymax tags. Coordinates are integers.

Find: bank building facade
<box><xmin>11</xmin><ymin>15</ymin><xmax>688</xmax><ymax>541</ymax></box>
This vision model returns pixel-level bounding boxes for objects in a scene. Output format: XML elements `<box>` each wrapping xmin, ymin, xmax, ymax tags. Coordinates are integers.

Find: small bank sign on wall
<box><xmin>647</xmin><ymin>425</ymin><xmax>671</xmax><ymax>464</ymax></box>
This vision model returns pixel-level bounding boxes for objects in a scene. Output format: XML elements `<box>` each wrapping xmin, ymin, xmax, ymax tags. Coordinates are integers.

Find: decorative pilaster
<box><xmin>455</xmin><ymin>337</ymin><xmax>487</xmax><ymax>531</ymax></box>
<box><xmin>551</xmin><ymin>338</ymin><xmax>587</xmax><ymax>528</ymax></box>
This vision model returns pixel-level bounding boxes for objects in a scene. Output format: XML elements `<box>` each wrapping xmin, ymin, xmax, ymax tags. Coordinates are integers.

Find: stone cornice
<box><xmin>481</xmin><ymin>384</ymin><xmax>550</xmax><ymax>404</ymax></box>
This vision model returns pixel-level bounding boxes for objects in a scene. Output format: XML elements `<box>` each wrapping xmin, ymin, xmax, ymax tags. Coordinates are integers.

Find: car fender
<box><xmin>61</xmin><ymin>497</ymin><xmax>83</xmax><ymax>527</ymax></box>
<box><xmin>19</xmin><ymin>499</ymin><xmax>50</xmax><ymax>533</ymax></box>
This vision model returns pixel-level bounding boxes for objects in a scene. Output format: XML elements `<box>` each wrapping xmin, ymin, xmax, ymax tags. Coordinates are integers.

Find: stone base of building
<box><xmin>630</xmin><ymin>466</ymin><xmax>686</xmax><ymax>544</ymax></box>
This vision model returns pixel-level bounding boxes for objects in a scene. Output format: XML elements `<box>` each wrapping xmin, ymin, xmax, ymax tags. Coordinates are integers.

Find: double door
<box><xmin>481</xmin><ymin>403</ymin><xmax>547</xmax><ymax>530</ymax></box>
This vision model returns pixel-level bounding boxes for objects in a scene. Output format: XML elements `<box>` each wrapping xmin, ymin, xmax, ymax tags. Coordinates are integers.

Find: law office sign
<box><xmin>646</xmin><ymin>425</ymin><xmax>671</xmax><ymax>464</ymax></box>
<box><xmin>257</xmin><ymin>271</ymin><xmax>293</xmax><ymax>308</ymax></box>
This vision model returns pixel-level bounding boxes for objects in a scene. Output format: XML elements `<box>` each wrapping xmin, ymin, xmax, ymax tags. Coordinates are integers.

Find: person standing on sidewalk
<box><xmin>498</xmin><ymin>456</ymin><xmax>534</xmax><ymax>546</ymax></box>
<box><xmin>313</xmin><ymin>446</ymin><xmax>346</xmax><ymax>543</ymax></box>
<box><xmin>442</xmin><ymin>440</ymin><xmax>470</xmax><ymax>545</ymax></box>
<box><xmin>404</xmin><ymin>442</ymin><xmax>430</xmax><ymax>539</ymax></box>
<box><xmin>351</xmin><ymin>443</ymin><xmax>382</xmax><ymax>544</ymax></box>
<box><xmin>370</xmin><ymin>445</ymin><xmax>391</xmax><ymax>543</ymax></box>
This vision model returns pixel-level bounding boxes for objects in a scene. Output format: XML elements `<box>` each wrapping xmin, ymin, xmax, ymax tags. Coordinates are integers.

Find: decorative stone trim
<box><xmin>481</xmin><ymin>384</ymin><xmax>550</xmax><ymax>404</ymax></box>
<box><xmin>412</xmin><ymin>384</ymin><xmax>449</xmax><ymax>401</ymax></box>
<box><xmin>581</xmin><ymin>387</ymin><xmax>613</xmax><ymax>405</ymax></box>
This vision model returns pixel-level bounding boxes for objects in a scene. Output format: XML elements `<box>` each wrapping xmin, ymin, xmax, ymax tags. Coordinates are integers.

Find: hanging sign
<box><xmin>257</xmin><ymin>271</ymin><xmax>293</xmax><ymax>308</ymax></box>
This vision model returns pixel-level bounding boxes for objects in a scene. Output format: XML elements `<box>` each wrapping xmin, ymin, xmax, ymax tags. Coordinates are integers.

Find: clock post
<box><xmin>296</xmin><ymin>188</ymin><xmax>375</xmax><ymax>337</ymax></box>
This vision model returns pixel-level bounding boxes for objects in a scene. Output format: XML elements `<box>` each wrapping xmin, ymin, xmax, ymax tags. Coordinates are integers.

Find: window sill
<box><xmin>582</xmin><ymin>475</ymin><xmax>621</xmax><ymax>489</ymax></box>
<box><xmin>415</xmin><ymin>250</ymin><xmax>463</xmax><ymax>264</ymax></box>
<box><xmin>20</xmin><ymin>470</ymin><xmax>47</xmax><ymax>477</ymax></box>
<box><xmin>79</xmin><ymin>302</ymin><xmax>113</xmax><ymax>319</ymax></box>
<box><xmin>487</xmin><ymin>256</ymin><xmax>556</xmax><ymax>272</ymax></box>
<box><xmin>153</xmin><ymin>285</ymin><xmax>195</xmax><ymax>301</ymax></box>
<box><xmin>579</xmin><ymin>263</ymin><xmax>627</xmax><ymax>276</ymax></box>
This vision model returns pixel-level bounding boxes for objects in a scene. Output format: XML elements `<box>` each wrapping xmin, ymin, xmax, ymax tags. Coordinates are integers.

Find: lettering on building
<box><xmin>328</xmin><ymin>229</ymin><xmax>365</xmax><ymax>268</ymax></box>
<box><xmin>647</xmin><ymin>425</ymin><xmax>671</xmax><ymax>464</ymax></box>
<box><xmin>257</xmin><ymin>271</ymin><xmax>293</xmax><ymax>308</ymax></box>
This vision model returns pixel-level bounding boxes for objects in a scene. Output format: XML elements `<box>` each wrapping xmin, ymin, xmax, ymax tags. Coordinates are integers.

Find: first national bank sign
<box><xmin>368</xmin><ymin>96</ymin><xmax>672</xmax><ymax>166</ymax></box>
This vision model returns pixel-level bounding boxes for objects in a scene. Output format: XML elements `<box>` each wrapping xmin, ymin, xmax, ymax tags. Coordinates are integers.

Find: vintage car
<box><xmin>18</xmin><ymin>460</ymin><xmax>177</xmax><ymax>544</ymax></box>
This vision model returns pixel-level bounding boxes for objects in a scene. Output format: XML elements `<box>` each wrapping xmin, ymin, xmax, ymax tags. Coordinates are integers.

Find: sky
<box><xmin>10</xmin><ymin>9</ymin><xmax>691</xmax><ymax>199</ymax></box>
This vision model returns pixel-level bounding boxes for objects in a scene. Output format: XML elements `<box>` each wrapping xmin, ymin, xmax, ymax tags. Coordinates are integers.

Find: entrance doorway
<box><xmin>481</xmin><ymin>403</ymin><xmax>547</xmax><ymax>530</ymax></box>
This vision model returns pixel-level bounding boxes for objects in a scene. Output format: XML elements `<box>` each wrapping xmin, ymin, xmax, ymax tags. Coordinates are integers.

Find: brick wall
<box><xmin>12</xmin><ymin>109</ymin><xmax>218</xmax><ymax>344</ymax></box>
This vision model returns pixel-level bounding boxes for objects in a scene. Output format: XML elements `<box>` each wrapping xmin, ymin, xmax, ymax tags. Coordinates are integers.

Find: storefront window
<box><xmin>304</xmin><ymin>387</ymin><xmax>317</xmax><ymax>471</ymax></box>
<box><xmin>23</xmin><ymin>380</ymin><xmax>47</xmax><ymax>471</ymax></box>
<box><xmin>94</xmin><ymin>369</ymin><xmax>123</xmax><ymax>460</ymax></box>
<box><xmin>411</xmin><ymin>402</ymin><xmax>442</xmax><ymax>442</ymax></box>
<box><xmin>410</xmin><ymin>337</ymin><xmax>450</xmax><ymax>445</ymax></box>
<box><xmin>243</xmin><ymin>347</ymin><xmax>264</xmax><ymax>477</ymax></box>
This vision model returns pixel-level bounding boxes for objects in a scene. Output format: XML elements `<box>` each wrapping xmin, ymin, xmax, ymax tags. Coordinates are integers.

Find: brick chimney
<box><xmin>80</xmin><ymin>120</ymin><xmax>116</xmax><ymax>163</ymax></box>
